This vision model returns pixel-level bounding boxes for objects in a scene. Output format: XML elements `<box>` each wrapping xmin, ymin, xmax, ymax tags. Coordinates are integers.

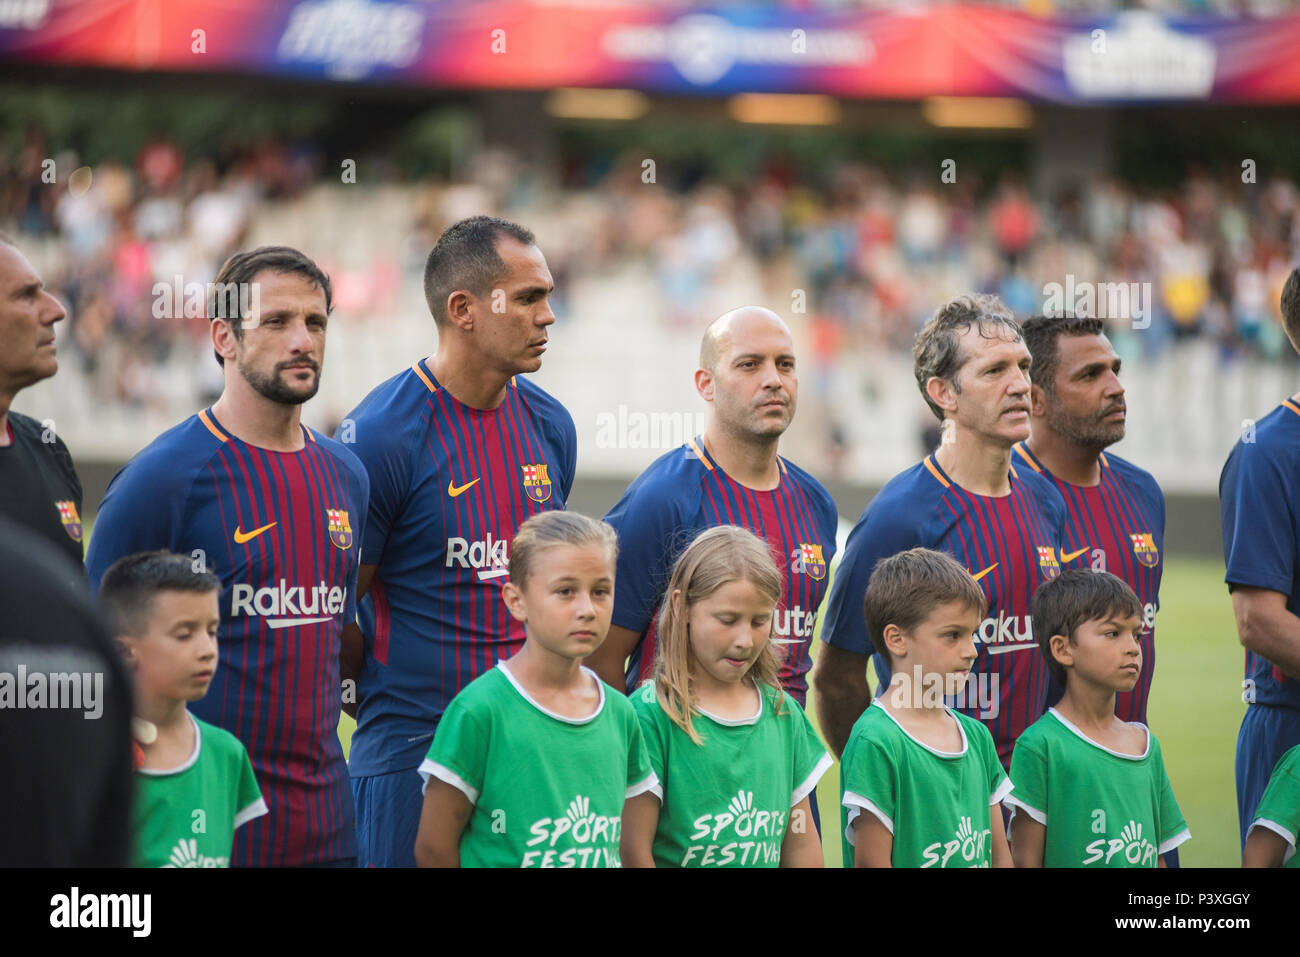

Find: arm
<box><xmin>586</xmin><ymin>624</ymin><xmax>641</xmax><ymax>692</ymax></box>
<box><xmin>780</xmin><ymin>796</ymin><xmax>823</xmax><ymax>867</ymax></box>
<box><xmin>810</xmin><ymin>643</ymin><xmax>872</xmax><ymax>759</ymax></box>
<box><xmin>1008</xmin><ymin>811</ymin><xmax>1044</xmax><ymax>868</ymax></box>
<box><xmin>853</xmin><ymin>813</ymin><xmax>893</xmax><ymax>868</ymax></box>
<box><xmin>990</xmin><ymin>805</ymin><xmax>1013</xmax><ymax>868</ymax></box>
<box><xmin>619</xmin><ymin>792</ymin><xmax>660</xmax><ymax>868</ymax></box>
<box><xmin>414</xmin><ymin>779</ymin><xmax>472</xmax><ymax>868</ymax></box>
<box><xmin>1231</xmin><ymin>587</ymin><xmax>1300</xmax><ymax>681</ymax></box>
<box><xmin>1242</xmin><ymin>828</ymin><xmax>1288</xmax><ymax>868</ymax></box>
<box><xmin>340</xmin><ymin>563</ymin><xmax>377</xmax><ymax>719</ymax></box>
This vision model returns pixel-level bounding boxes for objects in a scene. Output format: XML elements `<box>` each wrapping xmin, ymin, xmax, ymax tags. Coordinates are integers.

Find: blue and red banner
<box><xmin>3</xmin><ymin>1</ymin><xmax>1300</xmax><ymax>103</ymax></box>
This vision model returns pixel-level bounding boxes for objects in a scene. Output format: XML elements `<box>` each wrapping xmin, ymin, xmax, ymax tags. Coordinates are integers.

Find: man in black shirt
<box><xmin>0</xmin><ymin>234</ymin><xmax>84</xmax><ymax>568</ymax></box>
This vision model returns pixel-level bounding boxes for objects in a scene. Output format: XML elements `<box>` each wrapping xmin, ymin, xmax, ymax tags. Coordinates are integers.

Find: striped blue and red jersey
<box><xmin>820</xmin><ymin>454</ymin><xmax>1068</xmax><ymax>768</ymax></box>
<box><xmin>340</xmin><ymin>359</ymin><xmax>576</xmax><ymax>776</ymax></box>
<box><xmin>604</xmin><ymin>437</ymin><xmax>838</xmax><ymax>706</ymax></box>
<box><xmin>1221</xmin><ymin>396</ymin><xmax>1300</xmax><ymax>713</ymax></box>
<box><xmin>1013</xmin><ymin>443</ymin><xmax>1165</xmax><ymax>723</ymax></box>
<box><xmin>86</xmin><ymin>409</ymin><xmax>369</xmax><ymax>866</ymax></box>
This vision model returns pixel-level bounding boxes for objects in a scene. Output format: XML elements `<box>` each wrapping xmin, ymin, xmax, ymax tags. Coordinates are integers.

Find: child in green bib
<box><xmin>101</xmin><ymin>552</ymin><xmax>266</xmax><ymax>868</ymax></box>
<box><xmin>839</xmin><ymin>547</ymin><xmax>1012</xmax><ymax>868</ymax></box>
<box><xmin>1007</xmin><ymin>570</ymin><xmax>1189</xmax><ymax>867</ymax></box>
<box><xmin>619</xmin><ymin>526</ymin><xmax>831</xmax><ymax>868</ymax></box>
<box><xmin>1244</xmin><ymin>744</ymin><xmax>1300</xmax><ymax>867</ymax></box>
<box><xmin>414</xmin><ymin>511</ymin><xmax>657</xmax><ymax>868</ymax></box>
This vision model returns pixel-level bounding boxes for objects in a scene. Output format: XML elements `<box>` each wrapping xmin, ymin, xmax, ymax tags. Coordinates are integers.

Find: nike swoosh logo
<box><xmin>447</xmin><ymin>478</ymin><xmax>480</xmax><ymax>498</ymax></box>
<box><xmin>1061</xmin><ymin>547</ymin><xmax>1090</xmax><ymax>562</ymax></box>
<box><xmin>971</xmin><ymin>563</ymin><xmax>998</xmax><ymax>582</ymax></box>
<box><xmin>234</xmin><ymin>522</ymin><xmax>277</xmax><ymax>544</ymax></box>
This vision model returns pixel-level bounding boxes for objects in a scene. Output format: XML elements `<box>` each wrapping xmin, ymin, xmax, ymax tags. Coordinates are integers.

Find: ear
<box><xmin>114</xmin><ymin>636</ymin><xmax>137</xmax><ymax>668</ymax></box>
<box><xmin>1049</xmin><ymin>632</ymin><xmax>1073</xmax><ymax>672</ymax></box>
<box><xmin>694</xmin><ymin>368</ymin><xmax>715</xmax><ymax>403</ymax></box>
<box><xmin>1029</xmin><ymin>382</ymin><xmax>1048</xmax><ymax>418</ymax></box>
<box><xmin>501</xmin><ymin>581</ymin><xmax>527</xmax><ymax>623</ymax></box>
<box><xmin>881</xmin><ymin>623</ymin><xmax>908</xmax><ymax>660</ymax></box>
<box><xmin>925</xmin><ymin>375</ymin><xmax>958</xmax><ymax>418</ymax></box>
<box><xmin>210</xmin><ymin>318</ymin><xmax>240</xmax><ymax>366</ymax></box>
<box><xmin>445</xmin><ymin>289</ymin><xmax>475</xmax><ymax>331</ymax></box>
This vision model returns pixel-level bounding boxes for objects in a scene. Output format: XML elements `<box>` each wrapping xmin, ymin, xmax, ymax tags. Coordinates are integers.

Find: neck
<box><xmin>694</xmin><ymin>671</ymin><xmax>758</xmax><ymax>714</ymax></box>
<box><xmin>428</xmin><ymin>345</ymin><xmax>512</xmax><ymax>411</ymax></box>
<box><xmin>933</xmin><ymin>427</ymin><xmax>1013</xmax><ymax>496</ymax></box>
<box><xmin>883</xmin><ymin>669</ymin><xmax>950</xmax><ymax>715</ymax></box>
<box><xmin>701</xmin><ymin>426</ymin><xmax>781</xmax><ymax>490</ymax></box>
<box><xmin>210</xmin><ymin>386</ymin><xmax>303</xmax><ymax>452</ymax></box>
<box><xmin>510</xmin><ymin>638</ymin><xmax>585</xmax><ymax>691</ymax></box>
<box><xmin>137</xmin><ymin>695</ymin><xmax>190</xmax><ymax>734</ymax></box>
<box><xmin>1056</xmin><ymin>680</ymin><xmax>1119</xmax><ymax>731</ymax></box>
<box><xmin>1025</xmin><ymin>427</ymin><xmax>1103</xmax><ymax>486</ymax></box>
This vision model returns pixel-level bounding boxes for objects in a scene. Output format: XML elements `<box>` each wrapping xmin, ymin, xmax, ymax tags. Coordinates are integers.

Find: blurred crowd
<box><xmin>3</xmin><ymin>126</ymin><xmax>1298</xmax><ymax>416</ymax></box>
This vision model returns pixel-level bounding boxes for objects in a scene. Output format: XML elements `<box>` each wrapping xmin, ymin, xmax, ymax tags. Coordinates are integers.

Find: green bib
<box><xmin>132</xmin><ymin>713</ymin><xmax>265</xmax><ymax>867</ymax></box>
<box><xmin>420</xmin><ymin>664</ymin><xmax>656</xmax><ymax>868</ymax></box>
<box><xmin>1250</xmin><ymin>743</ymin><xmax>1300</xmax><ymax>868</ymax></box>
<box><xmin>631</xmin><ymin>681</ymin><xmax>831</xmax><ymax>868</ymax></box>
<box><xmin>840</xmin><ymin>701</ymin><xmax>1010</xmax><ymax>868</ymax></box>
<box><xmin>1006</xmin><ymin>709</ymin><xmax>1189</xmax><ymax>867</ymax></box>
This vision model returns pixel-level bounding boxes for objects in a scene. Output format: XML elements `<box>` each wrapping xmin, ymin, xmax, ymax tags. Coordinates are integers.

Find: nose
<box><xmin>960</xmin><ymin>632</ymin><xmax>978</xmax><ymax>662</ymax></box>
<box><xmin>536</xmin><ymin>297</ymin><xmax>556</xmax><ymax>328</ymax></box>
<box><xmin>574</xmin><ymin>590</ymin><xmax>596</xmax><ymax>619</ymax></box>
<box><xmin>288</xmin><ymin>317</ymin><xmax>315</xmax><ymax>354</ymax></box>
<box><xmin>200</xmin><ymin>634</ymin><xmax>218</xmax><ymax>662</ymax></box>
<box><xmin>43</xmin><ymin>290</ymin><xmax>67</xmax><ymax>326</ymax></box>
<box><xmin>1105</xmin><ymin>370</ymin><xmax>1125</xmax><ymax>400</ymax></box>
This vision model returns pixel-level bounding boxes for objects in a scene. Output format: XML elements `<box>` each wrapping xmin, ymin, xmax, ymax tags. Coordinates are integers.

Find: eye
<box><xmin>716</xmin><ymin>615</ymin><xmax>738</xmax><ymax>626</ymax></box>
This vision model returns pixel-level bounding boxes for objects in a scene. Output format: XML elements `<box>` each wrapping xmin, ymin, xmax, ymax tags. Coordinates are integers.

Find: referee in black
<box><xmin>0</xmin><ymin>233</ymin><xmax>84</xmax><ymax>569</ymax></box>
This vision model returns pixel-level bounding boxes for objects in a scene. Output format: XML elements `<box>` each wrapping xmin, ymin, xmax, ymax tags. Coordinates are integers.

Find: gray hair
<box><xmin>912</xmin><ymin>294</ymin><xmax>1021</xmax><ymax>421</ymax></box>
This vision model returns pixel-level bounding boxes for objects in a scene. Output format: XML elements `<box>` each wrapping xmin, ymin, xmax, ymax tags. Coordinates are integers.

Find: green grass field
<box><xmin>337</xmin><ymin>555</ymin><xmax>1245</xmax><ymax>867</ymax></box>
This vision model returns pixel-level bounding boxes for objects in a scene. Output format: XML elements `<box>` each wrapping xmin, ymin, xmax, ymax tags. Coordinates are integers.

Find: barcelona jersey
<box><xmin>1221</xmin><ymin>397</ymin><xmax>1300</xmax><ymax>713</ymax></box>
<box><xmin>340</xmin><ymin>359</ymin><xmax>576</xmax><ymax>776</ymax></box>
<box><xmin>820</xmin><ymin>454</ymin><xmax>1067</xmax><ymax>768</ymax></box>
<box><xmin>87</xmin><ymin>409</ymin><xmax>369</xmax><ymax>866</ymax></box>
<box><xmin>1014</xmin><ymin>443</ymin><xmax>1165</xmax><ymax>723</ymax></box>
<box><xmin>604</xmin><ymin>437</ymin><xmax>838</xmax><ymax>706</ymax></box>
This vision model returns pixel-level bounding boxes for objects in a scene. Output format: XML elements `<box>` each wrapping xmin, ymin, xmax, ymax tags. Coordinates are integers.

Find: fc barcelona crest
<box><xmin>327</xmin><ymin>508</ymin><xmax>353</xmax><ymax>550</ymax></box>
<box><xmin>521</xmin><ymin>463</ymin><xmax>552</xmax><ymax>504</ymax></box>
<box><xmin>796</xmin><ymin>543</ymin><xmax>827</xmax><ymax>581</ymax></box>
<box><xmin>1130</xmin><ymin>532</ymin><xmax>1159</xmax><ymax>568</ymax></box>
<box><xmin>55</xmin><ymin>500</ymin><xmax>82</xmax><ymax>542</ymax></box>
<box><xmin>1036</xmin><ymin>545</ymin><xmax>1061</xmax><ymax>581</ymax></box>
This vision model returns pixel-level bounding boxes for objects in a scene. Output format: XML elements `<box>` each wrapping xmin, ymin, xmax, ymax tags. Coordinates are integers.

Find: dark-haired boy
<box><xmin>839</xmin><ymin>547</ymin><xmax>1012</xmax><ymax>868</ymax></box>
<box><xmin>101</xmin><ymin>551</ymin><xmax>265</xmax><ymax>868</ymax></box>
<box><xmin>1007</xmin><ymin>569</ymin><xmax>1189</xmax><ymax>867</ymax></box>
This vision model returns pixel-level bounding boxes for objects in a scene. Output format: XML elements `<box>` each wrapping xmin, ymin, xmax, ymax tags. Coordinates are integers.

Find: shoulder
<box><xmin>1274</xmin><ymin>743</ymin><xmax>1300</xmax><ymax>779</ymax></box>
<box><xmin>954</xmin><ymin>708</ymin><xmax>998</xmax><ymax>745</ymax></box>
<box><xmin>193</xmin><ymin>715</ymin><xmax>251</xmax><ymax>764</ymax></box>
<box><xmin>1012</xmin><ymin>713</ymin><xmax>1055</xmax><ymax>752</ymax></box>
<box><xmin>844</xmin><ymin>704</ymin><xmax>896</xmax><ymax>755</ymax></box>
<box><xmin>843</xmin><ymin>462</ymin><xmax>936</xmax><ymax>544</ymax></box>
<box><xmin>8</xmin><ymin>410</ymin><xmax>78</xmax><ymax>480</ymax></box>
<box><xmin>1015</xmin><ymin>464</ymin><xmax>1066</xmax><ymax>512</ymax></box>
<box><xmin>630</xmin><ymin>680</ymin><xmax>662</xmax><ymax>716</ymax></box>
<box><xmin>512</xmin><ymin>376</ymin><xmax>576</xmax><ymax>440</ymax></box>
<box><xmin>779</xmin><ymin>458</ymin><xmax>839</xmax><ymax>518</ymax></box>
<box><xmin>1103</xmin><ymin>452</ymin><xmax>1164</xmax><ymax>501</ymax></box>
<box><xmin>110</xmin><ymin>415</ymin><xmax>220</xmax><ymax>494</ymax></box>
<box><xmin>305</xmin><ymin>430</ymin><xmax>369</xmax><ymax>488</ymax></box>
<box><xmin>608</xmin><ymin>445</ymin><xmax>706</xmax><ymax>516</ymax></box>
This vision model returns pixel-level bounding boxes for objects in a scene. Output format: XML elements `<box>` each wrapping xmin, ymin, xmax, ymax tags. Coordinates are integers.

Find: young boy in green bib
<box><xmin>1244</xmin><ymin>744</ymin><xmax>1300</xmax><ymax>867</ymax></box>
<box><xmin>100</xmin><ymin>552</ymin><xmax>265</xmax><ymax>868</ymax></box>
<box><xmin>839</xmin><ymin>547</ymin><xmax>1012</xmax><ymax>868</ymax></box>
<box><xmin>414</xmin><ymin>511</ymin><xmax>657</xmax><ymax>868</ymax></box>
<box><xmin>1007</xmin><ymin>569</ymin><xmax>1189</xmax><ymax>867</ymax></box>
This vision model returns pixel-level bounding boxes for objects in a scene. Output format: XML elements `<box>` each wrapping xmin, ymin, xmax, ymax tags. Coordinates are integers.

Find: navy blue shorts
<box><xmin>353</xmin><ymin>767</ymin><xmax>426</xmax><ymax>868</ymax></box>
<box><xmin>1236</xmin><ymin>704</ymin><xmax>1300</xmax><ymax>848</ymax></box>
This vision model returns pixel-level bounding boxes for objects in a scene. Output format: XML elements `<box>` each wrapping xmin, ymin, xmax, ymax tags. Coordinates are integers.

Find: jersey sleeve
<box><xmin>783</xmin><ymin>693</ymin><xmax>833</xmax><ymax>808</ymax></box>
<box><xmin>86</xmin><ymin>453</ymin><xmax>191</xmax><ymax>593</ymax></box>
<box><xmin>975</xmin><ymin>719</ymin><xmax>1013</xmax><ymax>805</ymax></box>
<box><xmin>339</xmin><ymin>405</ymin><xmax>412</xmax><ymax>569</ymax></box>
<box><xmin>820</xmin><ymin>502</ymin><xmax>920</xmax><ymax>656</ymax></box>
<box><xmin>1250</xmin><ymin>749</ymin><xmax>1300</xmax><ymax>857</ymax></box>
<box><xmin>341</xmin><ymin>456</ymin><xmax>370</xmax><ymax>624</ymax></box>
<box><xmin>1005</xmin><ymin>728</ymin><xmax>1047</xmax><ymax>824</ymax></box>
<box><xmin>1221</xmin><ymin>440</ymin><xmax>1295</xmax><ymax>596</ymax></box>
<box><xmin>604</xmin><ymin>475</ymin><xmax>694</xmax><ymax>636</ymax></box>
<box><xmin>232</xmin><ymin>744</ymin><xmax>268</xmax><ymax>831</ymax></box>
<box><xmin>631</xmin><ymin>685</ymin><xmax>668</xmax><ymax>802</ymax></box>
<box><xmin>839</xmin><ymin>732</ymin><xmax>896</xmax><ymax>844</ymax></box>
<box><xmin>1152</xmin><ymin>738</ymin><xmax>1191</xmax><ymax>853</ymax></box>
<box><xmin>624</xmin><ymin>702</ymin><xmax>659</xmax><ymax>800</ymax></box>
<box><xmin>419</xmin><ymin>694</ymin><xmax>490</xmax><ymax>804</ymax></box>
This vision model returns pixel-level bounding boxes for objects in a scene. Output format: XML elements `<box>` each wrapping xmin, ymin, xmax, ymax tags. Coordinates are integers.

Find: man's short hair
<box><xmin>208</xmin><ymin>246</ymin><xmax>332</xmax><ymax>366</ymax></box>
<box><xmin>98</xmin><ymin>551</ymin><xmax>220</xmax><ymax>638</ymax></box>
<box><xmin>1030</xmin><ymin>569</ymin><xmax>1143</xmax><ymax>684</ymax></box>
<box><xmin>1019</xmin><ymin>315</ymin><xmax>1106</xmax><ymax>397</ymax></box>
<box><xmin>913</xmin><ymin>294</ymin><xmax>1021</xmax><ymax>421</ymax></box>
<box><xmin>422</xmin><ymin>215</ymin><xmax>536</xmax><ymax>327</ymax></box>
<box><xmin>863</xmin><ymin>547</ymin><xmax>988</xmax><ymax>665</ymax></box>
<box><xmin>1281</xmin><ymin>268</ymin><xmax>1300</xmax><ymax>354</ymax></box>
